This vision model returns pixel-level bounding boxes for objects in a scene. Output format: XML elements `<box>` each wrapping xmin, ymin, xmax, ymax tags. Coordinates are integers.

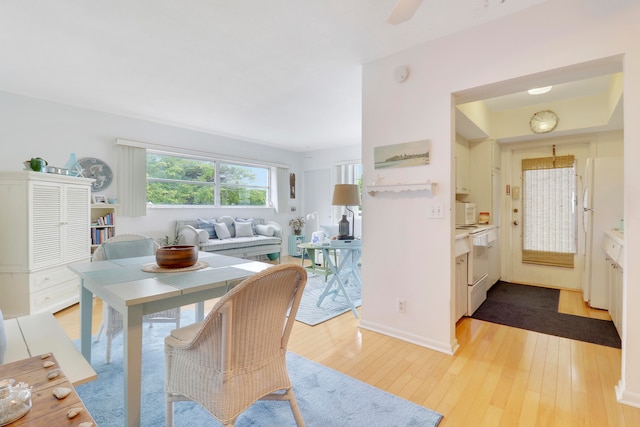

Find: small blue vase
<box><xmin>64</xmin><ymin>153</ymin><xmax>83</xmax><ymax>177</ymax></box>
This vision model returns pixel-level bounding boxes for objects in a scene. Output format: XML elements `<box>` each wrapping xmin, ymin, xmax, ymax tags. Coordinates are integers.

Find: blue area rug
<box><xmin>75</xmin><ymin>311</ymin><xmax>441</xmax><ymax>426</ymax></box>
<box><xmin>294</xmin><ymin>273</ymin><xmax>361</xmax><ymax>326</ymax></box>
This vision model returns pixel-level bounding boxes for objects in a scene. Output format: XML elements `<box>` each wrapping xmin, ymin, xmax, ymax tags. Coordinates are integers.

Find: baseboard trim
<box><xmin>616</xmin><ymin>380</ymin><xmax>640</xmax><ymax>408</ymax></box>
<box><xmin>359</xmin><ymin>319</ymin><xmax>456</xmax><ymax>355</ymax></box>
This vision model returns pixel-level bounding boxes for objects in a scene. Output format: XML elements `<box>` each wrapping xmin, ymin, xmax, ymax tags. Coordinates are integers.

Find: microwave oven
<box><xmin>456</xmin><ymin>202</ymin><xmax>477</xmax><ymax>225</ymax></box>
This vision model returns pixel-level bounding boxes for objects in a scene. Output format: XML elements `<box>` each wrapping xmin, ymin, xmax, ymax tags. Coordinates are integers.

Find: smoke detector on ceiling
<box><xmin>394</xmin><ymin>66</ymin><xmax>409</xmax><ymax>83</ymax></box>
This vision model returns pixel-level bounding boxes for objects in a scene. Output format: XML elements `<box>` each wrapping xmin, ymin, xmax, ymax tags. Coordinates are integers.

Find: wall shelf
<box><xmin>366</xmin><ymin>182</ymin><xmax>436</xmax><ymax>196</ymax></box>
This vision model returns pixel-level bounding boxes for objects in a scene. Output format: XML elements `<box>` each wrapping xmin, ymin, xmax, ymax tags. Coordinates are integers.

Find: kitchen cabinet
<box><xmin>455</xmin><ymin>136</ymin><xmax>470</xmax><ymax>195</ymax></box>
<box><xmin>469</xmin><ymin>139</ymin><xmax>501</xmax><ymax>221</ymax></box>
<box><xmin>488</xmin><ymin>232</ymin><xmax>500</xmax><ymax>287</ymax></box>
<box><xmin>455</xmin><ymin>233</ymin><xmax>471</xmax><ymax>322</ymax></box>
<box><xmin>603</xmin><ymin>230</ymin><xmax>624</xmax><ymax>336</ymax></box>
<box><xmin>455</xmin><ymin>254</ymin><xmax>468</xmax><ymax>322</ymax></box>
<box><xmin>0</xmin><ymin>171</ymin><xmax>93</xmax><ymax>317</ymax></box>
<box><xmin>608</xmin><ymin>260</ymin><xmax>623</xmax><ymax>336</ymax></box>
<box><xmin>469</xmin><ymin>139</ymin><xmax>502</xmax><ymax>286</ymax></box>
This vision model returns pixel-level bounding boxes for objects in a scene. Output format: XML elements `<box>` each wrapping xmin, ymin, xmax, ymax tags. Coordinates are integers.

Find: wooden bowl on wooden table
<box><xmin>155</xmin><ymin>245</ymin><xmax>198</xmax><ymax>269</ymax></box>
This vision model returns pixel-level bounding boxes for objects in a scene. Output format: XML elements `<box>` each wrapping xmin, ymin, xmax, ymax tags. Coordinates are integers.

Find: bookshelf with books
<box><xmin>91</xmin><ymin>204</ymin><xmax>117</xmax><ymax>253</ymax></box>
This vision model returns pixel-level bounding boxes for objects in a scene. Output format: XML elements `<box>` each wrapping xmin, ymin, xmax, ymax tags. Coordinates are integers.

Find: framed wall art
<box><xmin>374</xmin><ymin>139</ymin><xmax>430</xmax><ymax>170</ymax></box>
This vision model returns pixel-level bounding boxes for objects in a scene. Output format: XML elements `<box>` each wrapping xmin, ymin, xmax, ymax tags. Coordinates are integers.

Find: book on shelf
<box><xmin>91</xmin><ymin>225</ymin><xmax>115</xmax><ymax>245</ymax></box>
<box><xmin>92</xmin><ymin>213</ymin><xmax>114</xmax><ymax>227</ymax></box>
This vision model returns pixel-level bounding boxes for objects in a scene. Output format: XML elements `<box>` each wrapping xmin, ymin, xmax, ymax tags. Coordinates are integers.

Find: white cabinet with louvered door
<box><xmin>0</xmin><ymin>171</ymin><xmax>93</xmax><ymax>318</ymax></box>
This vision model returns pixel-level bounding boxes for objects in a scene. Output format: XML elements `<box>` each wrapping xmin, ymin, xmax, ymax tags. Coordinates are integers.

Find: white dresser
<box><xmin>0</xmin><ymin>171</ymin><xmax>93</xmax><ymax>318</ymax></box>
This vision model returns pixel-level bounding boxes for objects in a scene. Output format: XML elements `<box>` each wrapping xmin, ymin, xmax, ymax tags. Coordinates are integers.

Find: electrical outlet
<box><xmin>397</xmin><ymin>299</ymin><xmax>406</xmax><ymax>313</ymax></box>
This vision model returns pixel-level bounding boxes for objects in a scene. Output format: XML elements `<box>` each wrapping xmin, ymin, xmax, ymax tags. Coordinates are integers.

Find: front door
<box><xmin>508</xmin><ymin>142</ymin><xmax>588</xmax><ymax>289</ymax></box>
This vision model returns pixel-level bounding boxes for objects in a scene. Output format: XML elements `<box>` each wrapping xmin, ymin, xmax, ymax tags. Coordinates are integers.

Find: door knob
<box><xmin>513</xmin><ymin>220</ymin><xmax>519</xmax><ymax>226</ymax></box>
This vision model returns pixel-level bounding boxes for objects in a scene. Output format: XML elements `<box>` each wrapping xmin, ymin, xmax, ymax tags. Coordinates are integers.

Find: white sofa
<box><xmin>176</xmin><ymin>216</ymin><xmax>282</xmax><ymax>260</ymax></box>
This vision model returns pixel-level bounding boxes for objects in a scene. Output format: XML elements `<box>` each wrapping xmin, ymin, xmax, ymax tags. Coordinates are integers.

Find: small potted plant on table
<box><xmin>289</xmin><ymin>216</ymin><xmax>305</xmax><ymax>235</ymax></box>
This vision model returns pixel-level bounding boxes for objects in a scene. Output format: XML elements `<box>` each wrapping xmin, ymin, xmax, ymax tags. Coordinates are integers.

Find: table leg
<box><xmin>79</xmin><ymin>282</ymin><xmax>93</xmax><ymax>361</ymax></box>
<box><xmin>195</xmin><ymin>301</ymin><xmax>205</xmax><ymax>322</ymax></box>
<box><xmin>316</xmin><ymin>248</ymin><xmax>360</xmax><ymax>318</ymax></box>
<box><xmin>333</xmin><ymin>251</ymin><xmax>360</xmax><ymax>317</ymax></box>
<box><xmin>123</xmin><ymin>305</ymin><xmax>144</xmax><ymax>427</ymax></box>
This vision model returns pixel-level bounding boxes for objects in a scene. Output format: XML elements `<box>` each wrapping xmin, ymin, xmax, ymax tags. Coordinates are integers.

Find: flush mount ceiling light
<box><xmin>527</xmin><ymin>86</ymin><xmax>553</xmax><ymax>95</ymax></box>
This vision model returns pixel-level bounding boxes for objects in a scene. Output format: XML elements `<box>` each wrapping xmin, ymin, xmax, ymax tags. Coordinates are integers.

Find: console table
<box><xmin>298</xmin><ymin>241</ymin><xmax>361</xmax><ymax>317</ymax></box>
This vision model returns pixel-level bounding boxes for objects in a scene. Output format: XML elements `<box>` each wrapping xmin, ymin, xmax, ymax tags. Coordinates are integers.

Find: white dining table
<box><xmin>68</xmin><ymin>251</ymin><xmax>273</xmax><ymax>427</ymax></box>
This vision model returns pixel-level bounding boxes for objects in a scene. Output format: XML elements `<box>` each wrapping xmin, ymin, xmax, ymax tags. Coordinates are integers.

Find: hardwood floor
<box><xmin>55</xmin><ymin>258</ymin><xmax>640</xmax><ymax>426</ymax></box>
<box><xmin>558</xmin><ymin>288</ymin><xmax>612</xmax><ymax>320</ymax></box>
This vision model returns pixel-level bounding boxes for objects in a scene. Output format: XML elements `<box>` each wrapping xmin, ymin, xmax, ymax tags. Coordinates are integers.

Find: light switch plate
<box><xmin>429</xmin><ymin>202</ymin><xmax>444</xmax><ymax>219</ymax></box>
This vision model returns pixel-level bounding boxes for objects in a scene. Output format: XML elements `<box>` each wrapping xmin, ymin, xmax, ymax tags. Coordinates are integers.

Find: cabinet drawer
<box><xmin>601</xmin><ymin>236</ymin><xmax>621</xmax><ymax>264</ymax></box>
<box><xmin>30</xmin><ymin>265</ymin><xmax>78</xmax><ymax>292</ymax></box>
<box><xmin>30</xmin><ymin>278</ymin><xmax>80</xmax><ymax>314</ymax></box>
<box><xmin>616</xmin><ymin>245</ymin><xmax>625</xmax><ymax>270</ymax></box>
<box><xmin>455</xmin><ymin>236</ymin><xmax>471</xmax><ymax>257</ymax></box>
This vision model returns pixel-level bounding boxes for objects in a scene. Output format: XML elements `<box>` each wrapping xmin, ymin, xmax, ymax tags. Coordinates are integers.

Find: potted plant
<box><xmin>289</xmin><ymin>216</ymin><xmax>305</xmax><ymax>235</ymax></box>
<box><xmin>160</xmin><ymin>232</ymin><xmax>182</xmax><ymax>247</ymax></box>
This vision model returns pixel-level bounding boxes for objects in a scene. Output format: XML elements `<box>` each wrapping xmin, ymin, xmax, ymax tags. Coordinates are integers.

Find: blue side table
<box><xmin>288</xmin><ymin>235</ymin><xmax>305</xmax><ymax>256</ymax></box>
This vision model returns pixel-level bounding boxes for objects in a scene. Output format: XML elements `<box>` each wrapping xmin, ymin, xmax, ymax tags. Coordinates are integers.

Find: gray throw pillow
<box><xmin>234</xmin><ymin>221</ymin><xmax>254</xmax><ymax>237</ymax></box>
<box><xmin>213</xmin><ymin>222</ymin><xmax>232</xmax><ymax>240</ymax></box>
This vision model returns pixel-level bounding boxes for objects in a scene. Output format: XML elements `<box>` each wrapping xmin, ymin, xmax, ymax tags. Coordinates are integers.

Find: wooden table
<box><xmin>0</xmin><ymin>355</ymin><xmax>95</xmax><ymax>426</ymax></box>
<box><xmin>68</xmin><ymin>251</ymin><xmax>272</xmax><ymax>427</ymax></box>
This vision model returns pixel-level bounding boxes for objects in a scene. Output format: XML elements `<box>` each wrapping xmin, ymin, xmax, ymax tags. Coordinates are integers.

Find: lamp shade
<box><xmin>331</xmin><ymin>184</ymin><xmax>361</xmax><ymax>206</ymax></box>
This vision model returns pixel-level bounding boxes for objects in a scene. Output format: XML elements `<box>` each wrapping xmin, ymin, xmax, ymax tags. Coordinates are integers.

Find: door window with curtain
<box><xmin>522</xmin><ymin>154</ymin><xmax>577</xmax><ymax>268</ymax></box>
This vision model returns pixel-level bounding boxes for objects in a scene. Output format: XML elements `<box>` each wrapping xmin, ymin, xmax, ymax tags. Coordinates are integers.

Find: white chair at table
<box><xmin>164</xmin><ymin>264</ymin><xmax>307</xmax><ymax>427</ymax></box>
<box><xmin>92</xmin><ymin>234</ymin><xmax>181</xmax><ymax>364</ymax></box>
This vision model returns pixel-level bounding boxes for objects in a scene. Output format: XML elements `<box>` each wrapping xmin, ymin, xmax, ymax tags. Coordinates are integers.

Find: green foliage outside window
<box><xmin>146</xmin><ymin>153</ymin><xmax>269</xmax><ymax>207</ymax></box>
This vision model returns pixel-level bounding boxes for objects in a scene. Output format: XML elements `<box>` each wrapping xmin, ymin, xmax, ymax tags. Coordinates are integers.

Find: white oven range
<box><xmin>464</xmin><ymin>225</ymin><xmax>497</xmax><ymax>316</ymax></box>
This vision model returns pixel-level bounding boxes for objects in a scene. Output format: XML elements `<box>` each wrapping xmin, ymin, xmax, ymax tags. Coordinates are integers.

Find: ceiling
<box><xmin>482</xmin><ymin>75</ymin><xmax>614</xmax><ymax>112</ymax></box>
<box><xmin>0</xmin><ymin>0</ymin><xmax>551</xmax><ymax>152</ymax></box>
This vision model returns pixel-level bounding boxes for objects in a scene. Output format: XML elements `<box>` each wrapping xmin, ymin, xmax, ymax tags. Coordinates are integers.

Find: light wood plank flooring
<box><xmin>55</xmin><ymin>257</ymin><xmax>640</xmax><ymax>426</ymax></box>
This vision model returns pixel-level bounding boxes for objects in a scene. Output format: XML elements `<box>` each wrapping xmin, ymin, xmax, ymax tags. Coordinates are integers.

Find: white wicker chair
<box><xmin>92</xmin><ymin>234</ymin><xmax>181</xmax><ymax>364</ymax></box>
<box><xmin>164</xmin><ymin>263</ymin><xmax>307</xmax><ymax>427</ymax></box>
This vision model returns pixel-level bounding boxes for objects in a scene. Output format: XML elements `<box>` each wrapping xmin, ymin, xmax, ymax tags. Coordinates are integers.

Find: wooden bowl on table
<box><xmin>155</xmin><ymin>245</ymin><xmax>198</xmax><ymax>269</ymax></box>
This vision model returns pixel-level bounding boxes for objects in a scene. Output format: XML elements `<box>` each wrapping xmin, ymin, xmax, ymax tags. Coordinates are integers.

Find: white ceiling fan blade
<box><xmin>387</xmin><ymin>0</ymin><xmax>423</xmax><ymax>25</ymax></box>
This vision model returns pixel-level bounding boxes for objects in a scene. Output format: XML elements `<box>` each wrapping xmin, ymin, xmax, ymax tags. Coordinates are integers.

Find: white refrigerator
<box><xmin>582</xmin><ymin>157</ymin><xmax>623</xmax><ymax>309</ymax></box>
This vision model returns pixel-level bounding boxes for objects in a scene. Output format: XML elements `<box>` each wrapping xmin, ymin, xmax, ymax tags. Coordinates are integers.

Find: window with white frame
<box><xmin>146</xmin><ymin>151</ymin><xmax>271</xmax><ymax>207</ymax></box>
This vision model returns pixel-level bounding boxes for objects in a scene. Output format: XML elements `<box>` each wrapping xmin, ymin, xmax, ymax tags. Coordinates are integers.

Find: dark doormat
<box><xmin>472</xmin><ymin>281</ymin><xmax>621</xmax><ymax>348</ymax></box>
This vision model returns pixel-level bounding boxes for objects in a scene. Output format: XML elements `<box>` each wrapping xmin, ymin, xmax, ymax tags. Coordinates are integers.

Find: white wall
<box><xmin>360</xmin><ymin>0</ymin><xmax>640</xmax><ymax>406</ymax></box>
<box><xmin>0</xmin><ymin>91</ymin><xmax>304</xmax><ymax>252</ymax></box>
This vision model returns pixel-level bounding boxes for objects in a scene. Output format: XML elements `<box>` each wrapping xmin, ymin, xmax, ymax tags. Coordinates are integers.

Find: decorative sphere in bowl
<box><xmin>155</xmin><ymin>245</ymin><xmax>198</xmax><ymax>269</ymax></box>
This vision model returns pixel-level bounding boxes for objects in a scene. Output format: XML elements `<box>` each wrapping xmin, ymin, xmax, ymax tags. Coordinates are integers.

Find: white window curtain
<box><xmin>117</xmin><ymin>137</ymin><xmax>288</xmax><ymax>214</ymax></box>
<box><xmin>522</xmin><ymin>155</ymin><xmax>576</xmax><ymax>268</ymax></box>
<box><xmin>273</xmin><ymin>166</ymin><xmax>289</xmax><ymax>213</ymax></box>
<box><xmin>117</xmin><ymin>145</ymin><xmax>147</xmax><ymax>217</ymax></box>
